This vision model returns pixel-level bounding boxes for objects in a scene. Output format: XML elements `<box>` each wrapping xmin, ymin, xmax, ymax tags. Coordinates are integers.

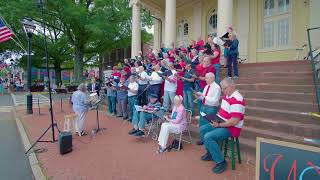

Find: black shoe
<box><xmin>128</xmin><ymin>129</ymin><xmax>138</xmax><ymax>135</ymax></box>
<box><xmin>212</xmin><ymin>160</ymin><xmax>228</xmax><ymax>174</ymax></box>
<box><xmin>134</xmin><ymin>130</ymin><xmax>145</xmax><ymax>137</ymax></box>
<box><xmin>201</xmin><ymin>152</ymin><xmax>212</xmax><ymax>161</ymax></box>
<box><xmin>196</xmin><ymin>141</ymin><xmax>203</xmax><ymax>146</ymax></box>
<box><xmin>123</xmin><ymin>116</ymin><xmax>128</xmax><ymax>120</ymax></box>
<box><xmin>127</xmin><ymin>118</ymin><xmax>132</xmax><ymax>122</ymax></box>
<box><xmin>116</xmin><ymin>115</ymin><xmax>123</xmax><ymax>118</ymax></box>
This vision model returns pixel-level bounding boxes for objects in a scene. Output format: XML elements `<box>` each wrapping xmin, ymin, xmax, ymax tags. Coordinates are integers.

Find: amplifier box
<box><xmin>58</xmin><ymin>131</ymin><xmax>72</xmax><ymax>155</ymax></box>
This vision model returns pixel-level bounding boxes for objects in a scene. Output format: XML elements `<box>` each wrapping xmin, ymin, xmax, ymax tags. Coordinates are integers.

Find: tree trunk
<box><xmin>98</xmin><ymin>53</ymin><xmax>104</xmax><ymax>81</ymax></box>
<box><xmin>74</xmin><ymin>45</ymin><xmax>84</xmax><ymax>83</ymax></box>
<box><xmin>54</xmin><ymin>63</ymin><xmax>62</xmax><ymax>87</ymax></box>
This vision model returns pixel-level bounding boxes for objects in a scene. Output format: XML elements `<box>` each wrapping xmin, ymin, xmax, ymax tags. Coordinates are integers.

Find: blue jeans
<box><xmin>132</xmin><ymin>110</ymin><xmax>153</xmax><ymax>129</ymax></box>
<box><xmin>183</xmin><ymin>90</ymin><xmax>194</xmax><ymax>115</ymax></box>
<box><xmin>199</xmin><ymin>105</ymin><xmax>218</xmax><ymax>127</ymax></box>
<box><xmin>107</xmin><ymin>96</ymin><xmax>117</xmax><ymax>114</ymax></box>
<box><xmin>128</xmin><ymin>95</ymin><xmax>138</xmax><ymax>119</ymax></box>
<box><xmin>213</xmin><ymin>63</ymin><xmax>221</xmax><ymax>84</ymax></box>
<box><xmin>163</xmin><ymin>91</ymin><xmax>176</xmax><ymax>111</ymax></box>
<box><xmin>201</xmin><ymin>124</ymin><xmax>231</xmax><ymax>163</ymax></box>
<box><xmin>227</xmin><ymin>54</ymin><xmax>239</xmax><ymax>77</ymax></box>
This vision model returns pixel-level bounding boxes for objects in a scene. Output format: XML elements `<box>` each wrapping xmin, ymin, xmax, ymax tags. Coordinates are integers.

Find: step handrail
<box><xmin>307</xmin><ymin>27</ymin><xmax>320</xmax><ymax>112</ymax></box>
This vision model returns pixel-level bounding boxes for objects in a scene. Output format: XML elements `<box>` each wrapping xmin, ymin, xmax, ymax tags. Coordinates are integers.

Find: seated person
<box><xmin>199</xmin><ymin>78</ymin><xmax>245</xmax><ymax>174</ymax></box>
<box><xmin>128</xmin><ymin>93</ymin><xmax>162</xmax><ymax>137</ymax></box>
<box><xmin>157</xmin><ymin>95</ymin><xmax>187</xmax><ymax>153</ymax></box>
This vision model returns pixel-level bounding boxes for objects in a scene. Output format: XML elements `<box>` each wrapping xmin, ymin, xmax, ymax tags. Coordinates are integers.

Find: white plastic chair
<box><xmin>63</xmin><ymin>114</ymin><xmax>77</xmax><ymax>132</ymax></box>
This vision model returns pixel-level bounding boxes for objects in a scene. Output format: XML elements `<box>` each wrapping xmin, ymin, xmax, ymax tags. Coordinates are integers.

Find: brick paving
<box><xmin>17</xmin><ymin>102</ymin><xmax>255</xmax><ymax>180</ymax></box>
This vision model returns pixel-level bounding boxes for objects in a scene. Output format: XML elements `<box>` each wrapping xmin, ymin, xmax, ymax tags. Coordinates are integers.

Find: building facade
<box><xmin>129</xmin><ymin>0</ymin><xmax>320</xmax><ymax>63</ymax></box>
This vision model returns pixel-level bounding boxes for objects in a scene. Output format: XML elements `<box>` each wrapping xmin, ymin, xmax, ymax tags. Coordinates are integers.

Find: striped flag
<box><xmin>0</xmin><ymin>18</ymin><xmax>14</xmax><ymax>43</ymax></box>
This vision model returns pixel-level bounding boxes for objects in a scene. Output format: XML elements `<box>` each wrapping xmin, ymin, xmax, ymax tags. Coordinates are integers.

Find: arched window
<box><xmin>207</xmin><ymin>9</ymin><xmax>217</xmax><ymax>37</ymax></box>
<box><xmin>183</xmin><ymin>22</ymin><xmax>188</xmax><ymax>36</ymax></box>
<box><xmin>177</xmin><ymin>20</ymin><xmax>189</xmax><ymax>45</ymax></box>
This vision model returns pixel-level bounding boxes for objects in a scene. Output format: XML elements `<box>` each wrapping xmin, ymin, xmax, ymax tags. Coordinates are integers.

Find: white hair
<box><xmin>174</xmin><ymin>95</ymin><xmax>183</xmax><ymax>102</ymax></box>
<box><xmin>205</xmin><ymin>72</ymin><xmax>215</xmax><ymax>79</ymax></box>
<box><xmin>221</xmin><ymin>77</ymin><xmax>235</xmax><ymax>86</ymax></box>
<box><xmin>77</xmin><ymin>83</ymin><xmax>87</xmax><ymax>91</ymax></box>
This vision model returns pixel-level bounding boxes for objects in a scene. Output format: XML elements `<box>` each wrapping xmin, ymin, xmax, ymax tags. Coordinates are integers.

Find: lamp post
<box><xmin>22</xmin><ymin>18</ymin><xmax>36</xmax><ymax>114</ymax></box>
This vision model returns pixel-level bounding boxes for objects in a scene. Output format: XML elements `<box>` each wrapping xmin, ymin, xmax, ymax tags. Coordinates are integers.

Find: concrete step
<box><xmin>245</xmin><ymin>106</ymin><xmax>320</xmax><ymax>124</ymax></box>
<box><xmin>233</xmin><ymin>71</ymin><xmax>313</xmax><ymax>78</ymax></box>
<box><xmin>241</xmin><ymin>126</ymin><xmax>320</xmax><ymax>148</ymax></box>
<box><xmin>245</xmin><ymin>115</ymin><xmax>320</xmax><ymax>138</ymax></box>
<box><xmin>241</xmin><ymin>90</ymin><xmax>316</xmax><ymax>103</ymax></box>
<box><xmin>246</xmin><ymin>98</ymin><xmax>318</xmax><ymax>112</ymax></box>
<box><xmin>235</xmin><ymin>76</ymin><xmax>313</xmax><ymax>85</ymax></box>
<box><xmin>237</xmin><ymin>84</ymin><xmax>315</xmax><ymax>93</ymax></box>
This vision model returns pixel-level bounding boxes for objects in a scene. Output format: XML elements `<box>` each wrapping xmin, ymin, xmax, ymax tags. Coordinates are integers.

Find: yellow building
<box><xmin>129</xmin><ymin>0</ymin><xmax>320</xmax><ymax>63</ymax></box>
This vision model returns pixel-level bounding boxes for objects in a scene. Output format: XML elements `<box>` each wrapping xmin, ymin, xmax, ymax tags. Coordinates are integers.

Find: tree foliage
<box><xmin>0</xmin><ymin>0</ymin><xmax>152</xmax><ymax>84</ymax></box>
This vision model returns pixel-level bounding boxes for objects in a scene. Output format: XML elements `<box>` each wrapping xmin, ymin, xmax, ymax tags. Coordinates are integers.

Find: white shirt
<box><xmin>127</xmin><ymin>82</ymin><xmax>139</xmax><ymax>96</ymax></box>
<box><xmin>138</xmin><ymin>71</ymin><xmax>148</xmax><ymax>85</ymax></box>
<box><xmin>201</xmin><ymin>82</ymin><xmax>221</xmax><ymax>106</ymax></box>
<box><xmin>164</xmin><ymin>69</ymin><xmax>177</xmax><ymax>92</ymax></box>
<box><xmin>148</xmin><ymin>71</ymin><xmax>163</xmax><ymax>85</ymax></box>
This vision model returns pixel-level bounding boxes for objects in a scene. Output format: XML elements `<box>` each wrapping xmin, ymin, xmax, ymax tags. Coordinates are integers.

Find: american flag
<box><xmin>0</xmin><ymin>18</ymin><xmax>14</xmax><ymax>43</ymax></box>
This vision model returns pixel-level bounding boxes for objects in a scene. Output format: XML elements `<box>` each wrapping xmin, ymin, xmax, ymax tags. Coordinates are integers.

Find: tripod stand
<box><xmin>25</xmin><ymin>0</ymin><xmax>59</xmax><ymax>154</ymax></box>
<box><xmin>91</xmin><ymin>97</ymin><xmax>106</xmax><ymax>135</ymax></box>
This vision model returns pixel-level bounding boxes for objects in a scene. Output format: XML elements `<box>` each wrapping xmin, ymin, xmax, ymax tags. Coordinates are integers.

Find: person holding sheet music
<box><xmin>157</xmin><ymin>95</ymin><xmax>187</xmax><ymax>153</ymax></box>
<box><xmin>194</xmin><ymin>72</ymin><xmax>221</xmax><ymax>145</ymax></box>
<box><xmin>147</xmin><ymin>64</ymin><xmax>163</xmax><ymax>101</ymax></box>
<box><xmin>163</xmin><ymin>62</ymin><xmax>177</xmax><ymax>112</ymax></box>
<box><xmin>127</xmin><ymin>75</ymin><xmax>139</xmax><ymax>122</ymax></box>
<box><xmin>199</xmin><ymin>78</ymin><xmax>245</xmax><ymax>174</ymax></box>
<box><xmin>128</xmin><ymin>94</ymin><xmax>162</xmax><ymax>137</ymax></box>
<box><xmin>116</xmin><ymin>76</ymin><xmax>129</xmax><ymax>120</ymax></box>
<box><xmin>137</xmin><ymin>66</ymin><xmax>149</xmax><ymax>106</ymax></box>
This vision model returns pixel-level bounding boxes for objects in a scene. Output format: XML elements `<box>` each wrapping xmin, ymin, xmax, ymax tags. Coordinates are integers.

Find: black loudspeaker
<box><xmin>58</xmin><ymin>132</ymin><xmax>72</xmax><ymax>155</ymax></box>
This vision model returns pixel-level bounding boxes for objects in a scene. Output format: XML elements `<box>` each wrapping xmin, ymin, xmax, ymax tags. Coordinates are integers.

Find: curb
<box><xmin>12</xmin><ymin>107</ymin><xmax>47</xmax><ymax>180</ymax></box>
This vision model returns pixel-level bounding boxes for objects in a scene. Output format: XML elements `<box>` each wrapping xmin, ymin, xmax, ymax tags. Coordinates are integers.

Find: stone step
<box><xmin>235</xmin><ymin>76</ymin><xmax>313</xmax><ymax>85</ymax></box>
<box><xmin>245</xmin><ymin>115</ymin><xmax>320</xmax><ymax>138</ymax></box>
<box><xmin>245</xmin><ymin>106</ymin><xmax>320</xmax><ymax>124</ymax></box>
<box><xmin>241</xmin><ymin>126</ymin><xmax>320</xmax><ymax>148</ymax></box>
<box><xmin>234</xmin><ymin>71</ymin><xmax>313</xmax><ymax>78</ymax></box>
<box><xmin>246</xmin><ymin>98</ymin><xmax>318</xmax><ymax>112</ymax></box>
<box><xmin>237</xmin><ymin>83</ymin><xmax>315</xmax><ymax>93</ymax></box>
<box><xmin>241</xmin><ymin>90</ymin><xmax>316</xmax><ymax>103</ymax></box>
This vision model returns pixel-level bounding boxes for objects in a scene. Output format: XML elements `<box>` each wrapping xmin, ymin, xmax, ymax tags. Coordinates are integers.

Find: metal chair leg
<box><xmin>231</xmin><ymin>137</ymin><xmax>235</xmax><ymax>170</ymax></box>
<box><xmin>178</xmin><ymin>132</ymin><xmax>182</xmax><ymax>151</ymax></box>
<box><xmin>236</xmin><ymin>137</ymin><xmax>242</xmax><ymax>164</ymax></box>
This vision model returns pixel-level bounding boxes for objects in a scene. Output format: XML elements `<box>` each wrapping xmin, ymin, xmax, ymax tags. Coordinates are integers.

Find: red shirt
<box><xmin>199</xmin><ymin>65</ymin><xmax>216</xmax><ymax>89</ymax></box>
<box><xmin>211</xmin><ymin>49</ymin><xmax>221</xmax><ymax>65</ymax></box>
<box><xmin>218</xmin><ymin>90</ymin><xmax>245</xmax><ymax>137</ymax></box>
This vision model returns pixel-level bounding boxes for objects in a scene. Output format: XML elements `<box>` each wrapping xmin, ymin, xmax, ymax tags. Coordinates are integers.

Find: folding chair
<box><xmin>146</xmin><ymin>109</ymin><xmax>165</xmax><ymax>140</ymax></box>
<box><xmin>175</xmin><ymin>109</ymin><xmax>193</xmax><ymax>151</ymax></box>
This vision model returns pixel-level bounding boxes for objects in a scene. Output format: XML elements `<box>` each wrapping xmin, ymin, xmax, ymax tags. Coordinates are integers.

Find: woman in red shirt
<box><xmin>211</xmin><ymin>43</ymin><xmax>221</xmax><ymax>83</ymax></box>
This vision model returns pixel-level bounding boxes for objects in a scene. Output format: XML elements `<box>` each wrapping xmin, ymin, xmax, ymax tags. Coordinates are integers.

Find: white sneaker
<box><xmin>233</xmin><ymin>76</ymin><xmax>239</xmax><ymax>79</ymax></box>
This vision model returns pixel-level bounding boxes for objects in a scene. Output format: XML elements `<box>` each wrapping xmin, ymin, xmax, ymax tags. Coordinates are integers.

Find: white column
<box><xmin>164</xmin><ymin>0</ymin><xmax>176</xmax><ymax>48</ymax></box>
<box><xmin>131</xmin><ymin>3</ymin><xmax>141</xmax><ymax>58</ymax></box>
<box><xmin>193</xmin><ymin>2</ymin><xmax>202</xmax><ymax>40</ymax></box>
<box><xmin>217</xmin><ymin>0</ymin><xmax>233</xmax><ymax>37</ymax></box>
<box><xmin>153</xmin><ymin>19</ymin><xmax>160</xmax><ymax>50</ymax></box>
<box><xmin>237</xmin><ymin>0</ymin><xmax>249</xmax><ymax>59</ymax></box>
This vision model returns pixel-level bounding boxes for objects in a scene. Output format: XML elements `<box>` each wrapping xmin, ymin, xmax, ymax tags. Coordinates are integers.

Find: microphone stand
<box><xmin>91</xmin><ymin>95</ymin><xmax>106</xmax><ymax>135</ymax></box>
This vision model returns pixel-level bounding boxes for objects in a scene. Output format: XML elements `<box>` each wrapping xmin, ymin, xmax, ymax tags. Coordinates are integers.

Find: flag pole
<box><xmin>10</xmin><ymin>37</ymin><xmax>27</xmax><ymax>53</ymax></box>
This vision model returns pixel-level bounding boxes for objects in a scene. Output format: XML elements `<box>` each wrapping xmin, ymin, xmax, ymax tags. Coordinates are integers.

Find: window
<box><xmin>207</xmin><ymin>9</ymin><xmax>218</xmax><ymax>37</ymax></box>
<box><xmin>183</xmin><ymin>23</ymin><xmax>188</xmax><ymax>36</ymax></box>
<box><xmin>263</xmin><ymin>0</ymin><xmax>291</xmax><ymax>49</ymax></box>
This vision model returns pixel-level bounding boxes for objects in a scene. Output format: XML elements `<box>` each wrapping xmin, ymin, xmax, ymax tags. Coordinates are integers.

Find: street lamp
<box><xmin>22</xmin><ymin>18</ymin><xmax>36</xmax><ymax>114</ymax></box>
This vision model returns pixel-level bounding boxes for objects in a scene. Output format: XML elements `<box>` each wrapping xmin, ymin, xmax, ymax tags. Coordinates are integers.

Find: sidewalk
<box><xmin>16</xmin><ymin>102</ymin><xmax>255</xmax><ymax>180</ymax></box>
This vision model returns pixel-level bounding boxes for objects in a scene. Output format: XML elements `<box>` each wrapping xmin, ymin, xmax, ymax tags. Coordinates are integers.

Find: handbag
<box><xmin>170</xmin><ymin>139</ymin><xmax>183</xmax><ymax>150</ymax></box>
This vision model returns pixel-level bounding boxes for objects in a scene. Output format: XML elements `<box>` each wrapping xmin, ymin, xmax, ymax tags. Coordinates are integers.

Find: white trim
<box><xmin>257</xmin><ymin>45</ymin><xmax>297</xmax><ymax>53</ymax></box>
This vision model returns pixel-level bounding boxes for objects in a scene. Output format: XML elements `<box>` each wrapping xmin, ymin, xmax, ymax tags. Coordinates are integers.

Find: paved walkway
<box><xmin>18</xmin><ymin>102</ymin><xmax>256</xmax><ymax>180</ymax></box>
<box><xmin>0</xmin><ymin>91</ymin><xmax>33</xmax><ymax>180</ymax></box>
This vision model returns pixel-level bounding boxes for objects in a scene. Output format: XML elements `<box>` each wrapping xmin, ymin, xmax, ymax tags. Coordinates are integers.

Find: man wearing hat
<box><xmin>128</xmin><ymin>93</ymin><xmax>162</xmax><ymax>137</ymax></box>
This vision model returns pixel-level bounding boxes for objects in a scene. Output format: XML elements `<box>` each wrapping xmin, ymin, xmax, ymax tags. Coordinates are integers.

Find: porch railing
<box><xmin>307</xmin><ymin>27</ymin><xmax>320</xmax><ymax>112</ymax></box>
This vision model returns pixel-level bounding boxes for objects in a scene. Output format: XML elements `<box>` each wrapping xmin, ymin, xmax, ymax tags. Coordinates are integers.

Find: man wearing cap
<box><xmin>128</xmin><ymin>94</ymin><xmax>162</xmax><ymax>136</ymax></box>
<box><xmin>180</xmin><ymin>62</ymin><xmax>196</xmax><ymax>115</ymax></box>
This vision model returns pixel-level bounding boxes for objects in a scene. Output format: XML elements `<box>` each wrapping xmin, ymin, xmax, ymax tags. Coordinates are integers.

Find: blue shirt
<box><xmin>183</xmin><ymin>69</ymin><xmax>195</xmax><ymax>91</ymax></box>
<box><xmin>72</xmin><ymin>90</ymin><xmax>88</xmax><ymax>112</ymax></box>
<box><xmin>106</xmin><ymin>81</ymin><xmax>117</xmax><ymax>97</ymax></box>
<box><xmin>117</xmin><ymin>81</ymin><xmax>128</xmax><ymax>100</ymax></box>
<box><xmin>228</xmin><ymin>39</ymin><xmax>239</xmax><ymax>56</ymax></box>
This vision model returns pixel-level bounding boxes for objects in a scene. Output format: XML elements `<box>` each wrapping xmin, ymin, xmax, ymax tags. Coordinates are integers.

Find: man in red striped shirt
<box><xmin>199</xmin><ymin>77</ymin><xmax>245</xmax><ymax>174</ymax></box>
